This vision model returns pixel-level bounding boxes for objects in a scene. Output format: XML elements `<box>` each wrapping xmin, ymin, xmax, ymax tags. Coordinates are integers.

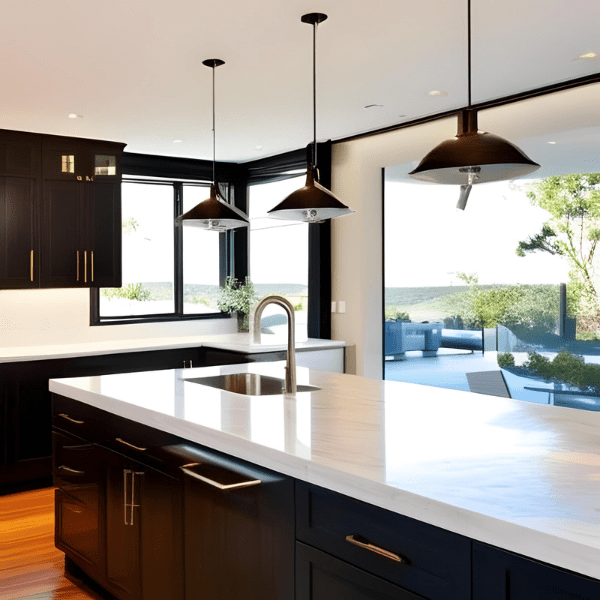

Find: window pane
<box><xmin>100</xmin><ymin>182</ymin><xmax>174</xmax><ymax>317</ymax></box>
<box><xmin>182</xmin><ymin>185</ymin><xmax>221</xmax><ymax>314</ymax></box>
<box><xmin>249</xmin><ymin>176</ymin><xmax>308</xmax><ymax>340</ymax></box>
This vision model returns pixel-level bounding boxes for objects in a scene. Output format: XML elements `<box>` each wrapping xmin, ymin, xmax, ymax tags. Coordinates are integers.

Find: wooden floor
<box><xmin>0</xmin><ymin>487</ymin><xmax>100</xmax><ymax>600</ymax></box>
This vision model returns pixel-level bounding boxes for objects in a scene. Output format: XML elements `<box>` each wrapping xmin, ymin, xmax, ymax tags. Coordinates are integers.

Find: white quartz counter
<box><xmin>49</xmin><ymin>361</ymin><xmax>600</xmax><ymax>580</ymax></box>
<box><xmin>0</xmin><ymin>333</ymin><xmax>346</xmax><ymax>363</ymax></box>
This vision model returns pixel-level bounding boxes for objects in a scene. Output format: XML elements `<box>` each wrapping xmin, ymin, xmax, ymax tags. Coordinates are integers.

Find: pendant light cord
<box><xmin>467</xmin><ymin>0</ymin><xmax>472</xmax><ymax>108</ymax></box>
<box><xmin>313</xmin><ymin>20</ymin><xmax>318</xmax><ymax>169</ymax></box>
<box><xmin>212</xmin><ymin>63</ymin><xmax>216</xmax><ymax>184</ymax></box>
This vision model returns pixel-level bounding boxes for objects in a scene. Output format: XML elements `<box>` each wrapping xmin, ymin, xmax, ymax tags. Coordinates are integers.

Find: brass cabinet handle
<box><xmin>77</xmin><ymin>175</ymin><xmax>82</xmax><ymax>181</ymax></box>
<box><xmin>180</xmin><ymin>462</ymin><xmax>261</xmax><ymax>491</ymax></box>
<box><xmin>58</xmin><ymin>413</ymin><xmax>84</xmax><ymax>425</ymax></box>
<box><xmin>30</xmin><ymin>250</ymin><xmax>34</xmax><ymax>281</ymax></box>
<box><xmin>345</xmin><ymin>534</ymin><xmax>405</xmax><ymax>563</ymax></box>
<box><xmin>58</xmin><ymin>464</ymin><xmax>85</xmax><ymax>476</ymax></box>
<box><xmin>91</xmin><ymin>250</ymin><xmax>94</xmax><ymax>282</ymax></box>
<box><xmin>116</xmin><ymin>437</ymin><xmax>147</xmax><ymax>452</ymax></box>
<box><xmin>84</xmin><ymin>250</ymin><xmax>87</xmax><ymax>283</ymax></box>
<box><xmin>76</xmin><ymin>251</ymin><xmax>80</xmax><ymax>281</ymax></box>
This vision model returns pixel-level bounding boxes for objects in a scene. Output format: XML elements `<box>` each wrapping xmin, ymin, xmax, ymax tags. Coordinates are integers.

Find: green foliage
<box><xmin>217</xmin><ymin>276</ymin><xmax>259</xmax><ymax>315</ymax></box>
<box><xmin>516</xmin><ymin>174</ymin><xmax>600</xmax><ymax>304</ymax></box>
<box><xmin>187</xmin><ymin>295</ymin><xmax>211</xmax><ymax>307</ymax></box>
<box><xmin>122</xmin><ymin>217</ymin><xmax>139</xmax><ymax>234</ymax></box>
<box><xmin>443</xmin><ymin>274</ymin><xmax>559</xmax><ymax>331</ymax></box>
<box><xmin>523</xmin><ymin>351</ymin><xmax>600</xmax><ymax>394</ymax></box>
<box><xmin>497</xmin><ymin>353</ymin><xmax>515</xmax><ymax>368</ymax></box>
<box><xmin>102</xmin><ymin>283</ymin><xmax>151</xmax><ymax>302</ymax></box>
<box><xmin>293</xmin><ymin>301</ymin><xmax>303</xmax><ymax>312</ymax></box>
<box><xmin>385</xmin><ymin>307</ymin><xmax>410</xmax><ymax>322</ymax></box>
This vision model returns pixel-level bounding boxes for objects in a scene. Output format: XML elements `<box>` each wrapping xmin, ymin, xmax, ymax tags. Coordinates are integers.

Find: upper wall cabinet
<box><xmin>0</xmin><ymin>131</ymin><xmax>42</xmax><ymax>288</ymax></box>
<box><xmin>0</xmin><ymin>129</ymin><xmax>125</xmax><ymax>290</ymax></box>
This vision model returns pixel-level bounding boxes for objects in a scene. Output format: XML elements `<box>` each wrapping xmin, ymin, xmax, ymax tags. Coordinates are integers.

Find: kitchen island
<box><xmin>50</xmin><ymin>361</ymin><xmax>600</xmax><ymax>599</ymax></box>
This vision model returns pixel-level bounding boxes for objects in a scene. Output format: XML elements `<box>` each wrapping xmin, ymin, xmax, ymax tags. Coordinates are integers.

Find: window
<box><xmin>248</xmin><ymin>175</ymin><xmax>309</xmax><ymax>340</ymax></box>
<box><xmin>95</xmin><ymin>179</ymin><xmax>227</xmax><ymax>323</ymax></box>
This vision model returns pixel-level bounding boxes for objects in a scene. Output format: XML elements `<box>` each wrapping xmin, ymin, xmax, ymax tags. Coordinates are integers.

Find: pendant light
<box><xmin>176</xmin><ymin>59</ymin><xmax>249</xmax><ymax>231</ymax></box>
<box><xmin>268</xmin><ymin>13</ymin><xmax>354</xmax><ymax>223</ymax></box>
<box><xmin>408</xmin><ymin>0</ymin><xmax>540</xmax><ymax>209</ymax></box>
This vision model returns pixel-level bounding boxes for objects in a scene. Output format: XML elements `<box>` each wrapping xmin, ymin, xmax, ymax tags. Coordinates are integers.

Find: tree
<box><xmin>516</xmin><ymin>174</ymin><xmax>600</xmax><ymax>305</ymax></box>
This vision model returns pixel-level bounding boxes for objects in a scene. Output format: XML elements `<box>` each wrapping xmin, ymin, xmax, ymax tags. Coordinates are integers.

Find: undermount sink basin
<box><xmin>183</xmin><ymin>373</ymin><xmax>320</xmax><ymax>396</ymax></box>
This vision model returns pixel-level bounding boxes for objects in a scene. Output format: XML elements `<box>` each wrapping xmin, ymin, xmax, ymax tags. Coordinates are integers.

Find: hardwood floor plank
<box><xmin>0</xmin><ymin>488</ymin><xmax>100</xmax><ymax>600</ymax></box>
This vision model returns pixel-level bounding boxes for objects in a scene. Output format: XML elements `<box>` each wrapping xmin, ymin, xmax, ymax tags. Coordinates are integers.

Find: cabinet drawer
<box><xmin>53</xmin><ymin>430</ymin><xmax>98</xmax><ymax>491</ymax></box>
<box><xmin>296</xmin><ymin>482</ymin><xmax>470</xmax><ymax>600</ymax></box>
<box><xmin>296</xmin><ymin>542</ymin><xmax>422</xmax><ymax>600</ymax></box>
<box><xmin>53</xmin><ymin>395</ymin><xmax>110</xmax><ymax>443</ymax></box>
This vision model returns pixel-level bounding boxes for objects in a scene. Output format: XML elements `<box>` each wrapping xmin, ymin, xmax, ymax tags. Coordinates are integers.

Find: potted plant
<box><xmin>217</xmin><ymin>276</ymin><xmax>259</xmax><ymax>332</ymax></box>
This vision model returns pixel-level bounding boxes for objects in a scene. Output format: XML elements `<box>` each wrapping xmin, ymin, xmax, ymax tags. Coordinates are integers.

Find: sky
<box><xmin>384</xmin><ymin>179</ymin><xmax>571</xmax><ymax>288</ymax></box>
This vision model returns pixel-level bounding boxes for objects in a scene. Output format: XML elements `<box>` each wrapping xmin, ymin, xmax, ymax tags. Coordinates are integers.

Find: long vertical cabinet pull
<box><xmin>30</xmin><ymin>250</ymin><xmax>34</xmax><ymax>281</ymax></box>
<box><xmin>123</xmin><ymin>469</ymin><xmax>144</xmax><ymax>525</ymax></box>
<box><xmin>84</xmin><ymin>251</ymin><xmax>87</xmax><ymax>283</ymax></box>
<box><xmin>76</xmin><ymin>251</ymin><xmax>80</xmax><ymax>281</ymax></box>
<box><xmin>91</xmin><ymin>250</ymin><xmax>94</xmax><ymax>282</ymax></box>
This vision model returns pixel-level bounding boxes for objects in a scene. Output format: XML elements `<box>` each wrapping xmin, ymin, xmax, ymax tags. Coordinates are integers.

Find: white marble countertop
<box><xmin>49</xmin><ymin>361</ymin><xmax>600</xmax><ymax>580</ymax></box>
<box><xmin>0</xmin><ymin>333</ymin><xmax>346</xmax><ymax>363</ymax></box>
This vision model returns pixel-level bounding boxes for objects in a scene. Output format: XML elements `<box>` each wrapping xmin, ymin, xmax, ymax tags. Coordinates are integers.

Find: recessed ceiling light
<box><xmin>255</xmin><ymin>145</ymin><xmax>263</xmax><ymax>150</ymax></box>
<box><xmin>547</xmin><ymin>141</ymin><xmax>557</xmax><ymax>145</ymax></box>
<box><xmin>364</xmin><ymin>104</ymin><xmax>383</xmax><ymax>109</ymax></box>
<box><xmin>578</xmin><ymin>52</ymin><xmax>597</xmax><ymax>59</ymax></box>
<box><xmin>398</xmin><ymin>114</ymin><xmax>406</xmax><ymax>118</ymax></box>
<box><xmin>67</xmin><ymin>113</ymin><xmax>82</xmax><ymax>119</ymax></box>
<box><xmin>428</xmin><ymin>90</ymin><xmax>447</xmax><ymax>97</ymax></box>
<box><xmin>172</xmin><ymin>139</ymin><xmax>183</xmax><ymax>143</ymax></box>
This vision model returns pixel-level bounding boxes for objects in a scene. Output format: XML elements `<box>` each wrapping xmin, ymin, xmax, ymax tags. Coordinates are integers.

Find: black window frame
<box><xmin>91</xmin><ymin>143</ymin><xmax>332</xmax><ymax>338</ymax></box>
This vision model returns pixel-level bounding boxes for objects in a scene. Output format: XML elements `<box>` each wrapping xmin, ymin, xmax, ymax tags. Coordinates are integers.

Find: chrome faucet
<box><xmin>251</xmin><ymin>294</ymin><xmax>296</xmax><ymax>394</ymax></box>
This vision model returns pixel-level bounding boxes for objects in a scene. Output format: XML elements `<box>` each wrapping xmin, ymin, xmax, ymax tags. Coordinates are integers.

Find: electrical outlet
<box><xmin>338</xmin><ymin>301</ymin><xmax>346</xmax><ymax>313</ymax></box>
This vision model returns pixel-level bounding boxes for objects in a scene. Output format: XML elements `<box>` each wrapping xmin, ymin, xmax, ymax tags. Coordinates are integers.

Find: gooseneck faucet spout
<box><xmin>251</xmin><ymin>295</ymin><xmax>296</xmax><ymax>394</ymax></box>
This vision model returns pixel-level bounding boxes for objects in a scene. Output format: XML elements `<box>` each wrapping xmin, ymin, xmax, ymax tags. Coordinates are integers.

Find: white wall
<box><xmin>330</xmin><ymin>83</ymin><xmax>600</xmax><ymax>379</ymax></box>
<box><xmin>0</xmin><ymin>288</ymin><xmax>236</xmax><ymax>347</ymax></box>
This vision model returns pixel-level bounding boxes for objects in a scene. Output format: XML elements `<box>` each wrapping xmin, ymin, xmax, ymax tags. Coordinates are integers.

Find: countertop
<box><xmin>49</xmin><ymin>361</ymin><xmax>600</xmax><ymax>580</ymax></box>
<box><xmin>0</xmin><ymin>333</ymin><xmax>346</xmax><ymax>363</ymax></box>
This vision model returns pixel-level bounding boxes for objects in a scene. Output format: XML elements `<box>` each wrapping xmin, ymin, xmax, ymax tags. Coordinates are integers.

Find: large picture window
<box><xmin>94</xmin><ymin>179</ymin><xmax>227</xmax><ymax>323</ymax></box>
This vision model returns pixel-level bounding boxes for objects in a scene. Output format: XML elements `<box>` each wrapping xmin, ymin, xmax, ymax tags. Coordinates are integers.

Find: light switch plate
<box><xmin>331</xmin><ymin>301</ymin><xmax>337</xmax><ymax>313</ymax></box>
<box><xmin>338</xmin><ymin>301</ymin><xmax>346</xmax><ymax>313</ymax></box>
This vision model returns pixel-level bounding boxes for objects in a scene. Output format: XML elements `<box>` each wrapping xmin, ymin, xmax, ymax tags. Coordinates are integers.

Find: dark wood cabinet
<box><xmin>0</xmin><ymin>131</ymin><xmax>41</xmax><ymax>288</ymax></box>
<box><xmin>296</xmin><ymin>542</ymin><xmax>423</xmax><ymax>600</ymax></box>
<box><xmin>0</xmin><ymin>129</ymin><xmax>124</xmax><ymax>290</ymax></box>
<box><xmin>178</xmin><ymin>445</ymin><xmax>294</xmax><ymax>600</ymax></box>
<box><xmin>473</xmin><ymin>541</ymin><xmax>600</xmax><ymax>600</ymax></box>
<box><xmin>41</xmin><ymin>135</ymin><xmax>124</xmax><ymax>288</ymax></box>
<box><xmin>105</xmin><ymin>450</ymin><xmax>182</xmax><ymax>600</ymax></box>
<box><xmin>0</xmin><ymin>346</ymin><xmax>206</xmax><ymax>494</ymax></box>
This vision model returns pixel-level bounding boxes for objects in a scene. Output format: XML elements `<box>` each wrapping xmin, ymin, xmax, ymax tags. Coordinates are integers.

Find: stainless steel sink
<box><xmin>183</xmin><ymin>373</ymin><xmax>320</xmax><ymax>396</ymax></box>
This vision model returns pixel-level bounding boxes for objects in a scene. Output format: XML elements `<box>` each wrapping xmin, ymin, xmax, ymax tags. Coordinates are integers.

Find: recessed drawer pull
<box><xmin>58</xmin><ymin>413</ymin><xmax>84</xmax><ymax>425</ymax></box>
<box><xmin>116</xmin><ymin>437</ymin><xmax>147</xmax><ymax>452</ymax></box>
<box><xmin>180</xmin><ymin>462</ymin><xmax>261</xmax><ymax>491</ymax></box>
<box><xmin>58</xmin><ymin>465</ymin><xmax>85</xmax><ymax>476</ymax></box>
<box><xmin>345</xmin><ymin>534</ymin><xmax>405</xmax><ymax>563</ymax></box>
<box><xmin>64</xmin><ymin>504</ymin><xmax>84</xmax><ymax>514</ymax></box>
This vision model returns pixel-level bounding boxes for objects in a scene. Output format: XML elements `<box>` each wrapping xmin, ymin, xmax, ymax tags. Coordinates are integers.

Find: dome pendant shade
<box><xmin>409</xmin><ymin>109</ymin><xmax>540</xmax><ymax>185</ymax></box>
<box><xmin>267</xmin><ymin>166</ymin><xmax>354</xmax><ymax>223</ymax></box>
<box><xmin>176</xmin><ymin>184</ymin><xmax>249</xmax><ymax>231</ymax></box>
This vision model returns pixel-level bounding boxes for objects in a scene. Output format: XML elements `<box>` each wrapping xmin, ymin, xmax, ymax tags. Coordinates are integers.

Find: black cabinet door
<box><xmin>296</xmin><ymin>542</ymin><xmax>423</xmax><ymax>600</ymax></box>
<box><xmin>40</xmin><ymin>178</ymin><xmax>85</xmax><ymax>287</ymax></box>
<box><xmin>105</xmin><ymin>451</ymin><xmax>182</xmax><ymax>600</ymax></box>
<box><xmin>473</xmin><ymin>542</ymin><xmax>600</xmax><ymax>600</ymax></box>
<box><xmin>0</xmin><ymin>176</ymin><xmax>39</xmax><ymax>288</ymax></box>
<box><xmin>86</xmin><ymin>179</ymin><xmax>121</xmax><ymax>288</ymax></box>
<box><xmin>182</xmin><ymin>448</ymin><xmax>294</xmax><ymax>600</ymax></box>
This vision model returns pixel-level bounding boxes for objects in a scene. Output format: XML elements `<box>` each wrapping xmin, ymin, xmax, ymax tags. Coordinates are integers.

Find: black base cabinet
<box><xmin>51</xmin><ymin>394</ymin><xmax>600</xmax><ymax>600</ymax></box>
<box><xmin>473</xmin><ymin>541</ymin><xmax>600</xmax><ymax>600</ymax></box>
<box><xmin>1</xmin><ymin>346</ymin><xmax>206</xmax><ymax>495</ymax></box>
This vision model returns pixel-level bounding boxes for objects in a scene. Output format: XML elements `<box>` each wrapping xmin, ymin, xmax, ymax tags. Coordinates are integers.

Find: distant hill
<box><xmin>142</xmin><ymin>282</ymin><xmax>307</xmax><ymax>302</ymax></box>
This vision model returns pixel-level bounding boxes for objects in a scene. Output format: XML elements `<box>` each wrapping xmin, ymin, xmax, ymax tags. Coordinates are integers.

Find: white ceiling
<box><xmin>1</xmin><ymin>0</ymin><xmax>599</xmax><ymax>162</ymax></box>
